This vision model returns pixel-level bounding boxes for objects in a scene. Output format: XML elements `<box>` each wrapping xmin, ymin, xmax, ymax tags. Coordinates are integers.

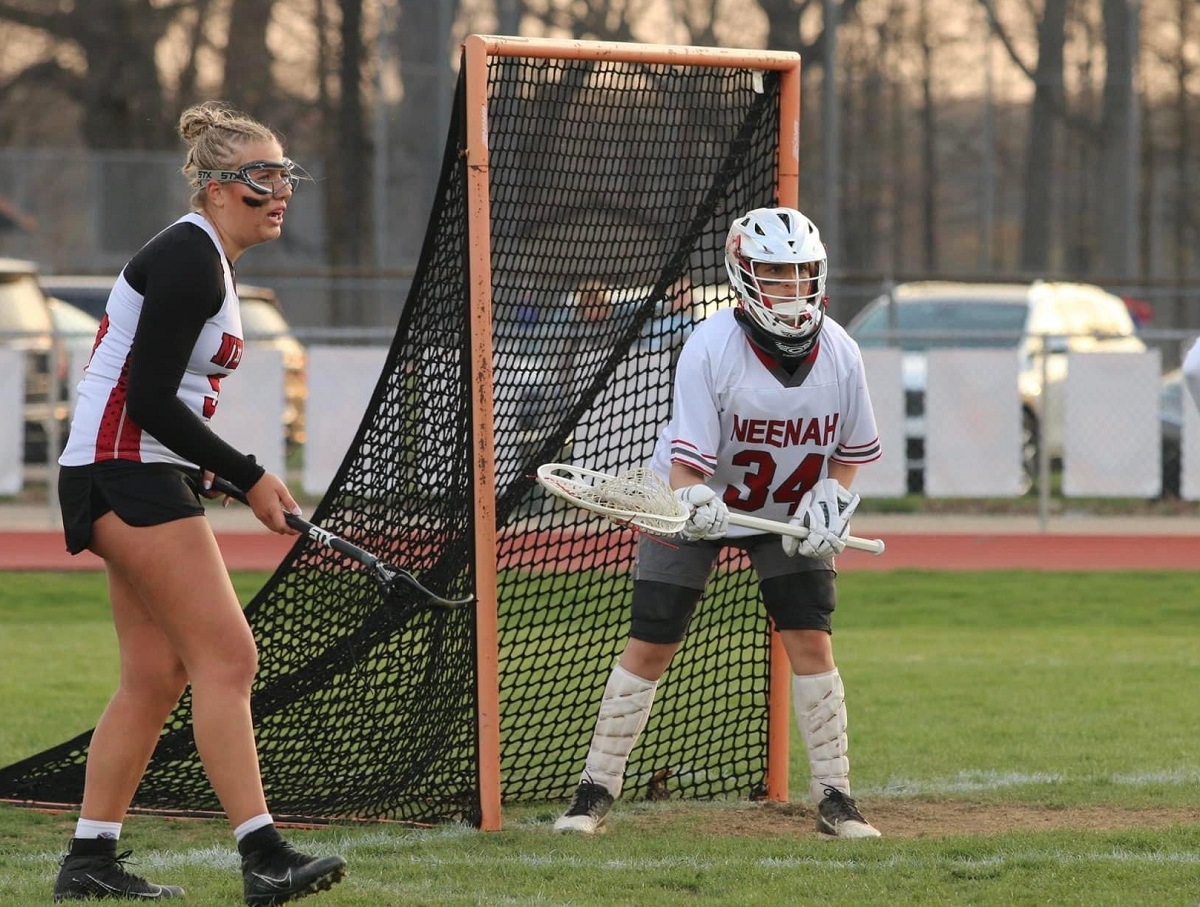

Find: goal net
<box><xmin>0</xmin><ymin>37</ymin><xmax>799</xmax><ymax>829</ymax></box>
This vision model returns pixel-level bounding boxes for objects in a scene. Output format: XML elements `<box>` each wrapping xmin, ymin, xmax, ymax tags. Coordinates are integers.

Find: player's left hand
<box><xmin>783</xmin><ymin>478</ymin><xmax>860</xmax><ymax>560</ymax></box>
<box><xmin>674</xmin><ymin>484</ymin><xmax>729</xmax><ymax>541</ymax></box>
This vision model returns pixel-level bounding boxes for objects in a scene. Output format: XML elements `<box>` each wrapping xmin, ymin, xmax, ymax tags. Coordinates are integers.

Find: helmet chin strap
<box><xmin>734</xmin><ymin>307</ymin><xmax>824</xmax><ymax>363</ymax></box>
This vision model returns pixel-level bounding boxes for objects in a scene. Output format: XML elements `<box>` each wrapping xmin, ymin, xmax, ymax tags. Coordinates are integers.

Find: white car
<box><xmin>846</xmin><ymin>280</ymin><xmax>1145</xmax><ymax>493</ymax></box>
<box><xmin>1</xmin><ymin>258</ymin><xmax>69</xmax><ymax>463</ymax></box>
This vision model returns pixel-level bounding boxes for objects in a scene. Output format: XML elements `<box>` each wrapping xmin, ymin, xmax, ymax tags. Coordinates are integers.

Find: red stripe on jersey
<box><xmin>669</xmin><ymin>438</ymin><xmax>717</xmax><ymax>475</ymax></box>
<box><xmin>670</xmin><ymin>438</ymin><xmax>717</xmax><ymax>465</ymax></box>
<box><xmin>116</xmin><ymin>410</ymin><xmax>144</xmax><ymax>461</ymax></box>
<box><xmin>93</xmin><ymin>356</ymin><xmax>143</xmax><ymax>462</ymax></box>
<box><xmin>832</xmin><ymin>437</ymin><xmax>882</xmax><ymax>464</ymax></box>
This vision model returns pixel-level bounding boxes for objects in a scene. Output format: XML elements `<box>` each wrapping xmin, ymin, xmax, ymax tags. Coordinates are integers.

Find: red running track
<box><xmin>1</xmin><ymin>529</ymin><xmax>1197</xmax><ymax>572</ymax></box>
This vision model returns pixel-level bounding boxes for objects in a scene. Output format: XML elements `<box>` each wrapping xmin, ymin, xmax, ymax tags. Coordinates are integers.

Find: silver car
<box><xmin>846</xmin><ymin>280</ymin><xmax>1145</xmax><ymax>493</ymax></box>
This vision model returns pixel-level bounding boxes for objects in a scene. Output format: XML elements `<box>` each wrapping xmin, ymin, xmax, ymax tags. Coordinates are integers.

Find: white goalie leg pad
<box><xmin>793</xmin><ymin>669</ymin><xmax>850</xmax><ymax>804</ymax></box>
<box><xmin>580</xmin><ymin>663</ymin><xmax>658</xmax><ymax>798</ymax></box>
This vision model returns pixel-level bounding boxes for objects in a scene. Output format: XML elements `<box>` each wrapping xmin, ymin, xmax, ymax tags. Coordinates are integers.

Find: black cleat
<box><xmin>241</xmin><ymin>841</ymin><xmax>346</xmax><ymax>905</ymax></box>
<box><xmin>53</xmin><ymin>848</ymin><xmax>184</xmax><ymax>901</ymax></box>
<box><xmin>553</xmin><ymin>780</ymin><xmax>615</xmax><ymax>835</ymax></box>
<box><xmin>816</xmin><ymin>786</ymin><xmax>882</xmax><ymax>838</ymax></box>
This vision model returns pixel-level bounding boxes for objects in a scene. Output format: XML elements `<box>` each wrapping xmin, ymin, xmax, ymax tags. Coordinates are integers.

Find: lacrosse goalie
<box><xmin>1184</xmin><ymin>337</ymin><xmax>1200</xmax><ymax>415</ymax></box>
<box><xmin>555</xmin><ymin>207</ymin><xmax>883</xmax><ymax>839</ymax></box>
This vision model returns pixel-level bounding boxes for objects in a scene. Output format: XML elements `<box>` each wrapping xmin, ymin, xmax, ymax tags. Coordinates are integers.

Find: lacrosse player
<box><xmin>53</xmin><ymin>102</ymin><xmax>346</xmax><ymax>903</ymax></box>
<box><xmin>1183</xmin><ymin>338</ymin><xmax>1200</xmax><ymax>414</ymax></box>
<box><xmin>556</xmin><ymin>207</ymin><xmax>883</xmax><ymax>839</ymax></box>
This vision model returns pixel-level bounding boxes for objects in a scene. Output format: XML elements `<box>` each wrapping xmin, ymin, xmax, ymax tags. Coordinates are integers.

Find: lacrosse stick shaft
<box><xmin>204</xmin><ymin>478</ymin><xmax>474</xmax><ymax>611</ymax></box>
<box><xmin>207</xmin><ymin>477</ymin><xmax>388</xmax><ymax>567</ymax></box>
<box><xmin>727</xmin><ymin>512</ymin><xmax>886</xmax><ymax>556</ymax></box>
<box><xmin>207</xmin><ymin>477</ymin><xmax>475</xmax><ymax>609</ymax></box>
<box><xmin>535</xmin><ymin>463</ymin><xmax>886</xmax><ymax>555</ymax></box>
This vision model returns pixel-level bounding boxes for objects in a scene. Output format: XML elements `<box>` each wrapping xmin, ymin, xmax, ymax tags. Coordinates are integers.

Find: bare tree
<box><xmin>223</xmin><ymin>0</ymin><xmax>277</xmax><ymax>122</ymax></box>
<box><xmin>0</xmin><ymin>0</ymin><xmax>1191</xmax><ymax>301</ymax></box>
<box><xmin>1097</xmin><ymin>0</ymin><xmax>1139</xmax><ymax>274</ymax></box>
<box><xmin>0</xmin><ymin>0</ymin><xmax>192</xmax><ymax>148</ymax></box>
<box><xmin>536</xmin><ymin>0</ymin><xmax>638</xmax><ymax>40</ymax></box>
<box><xmin>176</xmin><ymin>0</ymin><xmax>217</xmax><ymax>112</ymax></box>
<box><xmin>670</xmin><ymin>0</ymin><xmax>721</xmax><ymax>45</ymax></box>
<box><xmin>333</xmin><ymin>0</ymin><xmax>372</xmax><ymax>268</ymax></box>
<box><xmin>1167</xmin><ymin>0</ymin><xmax>1196</xmax><ymax>284</ymax></box>
<box><xmin>917</xmin><ymin>0</ymin><xmax>937</xmax><ymax>269</ymax></box>
<box><xmin>981</xmin><ymin>0</ymin><xmax>1068</xmax><ymax>272</ymax></box>
<box><xmin>315</xmin><ymin>0</ymin><xmax>375</xmax><ymax>323</ymax></box>
<box><xmin>836</xmin><ymin>1</ymin><xmax>897</xmax><ymax>273</ymax></box>
<box><xmin>386</xmin><ymin>0</ymin><xmax>458</xmax><ymax>265</ymax></box>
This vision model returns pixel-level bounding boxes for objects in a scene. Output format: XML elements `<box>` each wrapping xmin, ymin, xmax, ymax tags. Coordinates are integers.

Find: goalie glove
<box><xmin>674</xmin><ymin>484</ymin><xmax>729</xmax><ymax>541</ymax></box>
<box><xmin>783</xmin><ymin>478</ymin><xmax>861</xmax><ymax>560</ymax></box>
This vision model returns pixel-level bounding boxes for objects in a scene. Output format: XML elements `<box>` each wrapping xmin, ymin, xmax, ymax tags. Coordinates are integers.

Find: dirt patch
<box><xmin>690</xmin><ymin>800</ymin><xmax>1200</xmax><ymax>839</ymax></box>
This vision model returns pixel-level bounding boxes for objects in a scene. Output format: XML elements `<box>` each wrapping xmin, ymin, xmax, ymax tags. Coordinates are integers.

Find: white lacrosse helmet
<box><xmin>724</xmin><ymin>207</ymin><xmax>828</xmax><ymax>350</ymax></box>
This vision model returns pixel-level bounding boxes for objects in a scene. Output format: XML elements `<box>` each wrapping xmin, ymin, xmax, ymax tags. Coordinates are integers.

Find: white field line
<box><xmin>868</xmin><ymin>768</ymin><xmax>1200</xmax><ymax>796</ymax></box>
<box><xmin>606</xmin><ymin>768</ymin><xmax>1200</xmax><ymax>802</ymax></box>
<box><xmin>28</xmin><ymin>845</ymin><xmax>1198</xmax><ymax>874</ymax></box>
<box><xmin>755</xmin><ymin>849</ymin><xmax>1200</xmax><ymax>869</ymax></box>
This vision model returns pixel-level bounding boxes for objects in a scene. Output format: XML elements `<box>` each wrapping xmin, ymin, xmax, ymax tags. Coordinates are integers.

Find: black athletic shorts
<box><xmin>630</xmin><ymin>533</ymin><xmax>837</xmax><ymax>643</ymax></box>
<box><xmin>58</xmin><ymin>461</ymin><xmax>205</xmax><ymax>554</ymax></box>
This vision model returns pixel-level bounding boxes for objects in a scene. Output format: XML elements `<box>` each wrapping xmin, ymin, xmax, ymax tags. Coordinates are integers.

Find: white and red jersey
<box><xmin>60</xmin><ymin>212</ymin><xmax>244</xmax><ymax>471</ymax></box>
<box><xmin>650</xmin><ymin>308</ymin><xmax>880</xmax><ymax>537</ymax></box>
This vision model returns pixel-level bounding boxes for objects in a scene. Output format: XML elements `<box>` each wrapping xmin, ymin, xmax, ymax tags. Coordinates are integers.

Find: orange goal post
<box><xmin>461</xmin><ymin>35</ymin><xmax>802</xmax><ymax>830</ymax></box>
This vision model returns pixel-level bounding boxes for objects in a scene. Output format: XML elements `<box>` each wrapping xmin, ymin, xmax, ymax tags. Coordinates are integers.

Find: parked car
<box><xmin>237</xmin><ymin>283</ymin><xmax>308</xmax><ymax>449</ymax></box>
<box><xmin>846</xmin><ymin>280</ymin><xmax>1146</xmax><ymax>493</ymax></box>
<box><xmin>47</xmin><ymin>296</ymin><xmax>102</xmax><ymax>352</ymax></box>
<box><xmin>0</xmin><ymin>257</ymin><xmax>68</xmax><ymax>463</ymax></box>
<box><xmin>36</xmin><ymin>274</ymin><xmax>111</xmax><ymax>322</ymax></box>
<box><xmin>39</xmin><ymin>275</ymin><xmax>308</xmax><ymax>450</ymax></box>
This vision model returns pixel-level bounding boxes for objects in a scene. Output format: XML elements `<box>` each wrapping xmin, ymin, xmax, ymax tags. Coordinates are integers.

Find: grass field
<box><xmin>2</xmin><ymin>570</ymin><xmax>1199</xmax><ymax>906</ymax></box>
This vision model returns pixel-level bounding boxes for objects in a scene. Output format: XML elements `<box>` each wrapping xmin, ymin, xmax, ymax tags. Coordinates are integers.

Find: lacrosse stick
<box><xmin>207</xmin><ymin>476</ymin><xmax>474</xmax><ymax>610</ymax></box>
<box><xmin>536</xmin><ymin>463</ymin><xmax>886</xmax><ymax>556</ymax></box>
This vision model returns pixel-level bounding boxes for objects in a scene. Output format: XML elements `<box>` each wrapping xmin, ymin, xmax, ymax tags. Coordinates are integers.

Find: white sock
<box><xmin>234</xmin><ymin>813</ymin><xmax>275</xmax><ymax>842</ymax></box>
<box><xmin>580</xmin><ymin>663</ymin><xmax>658</xmax><ymax>799</ymax></box>
<box><xmin>75</xmin><ymin>818</ymin><xmax>122</xmax><ymax>840</ymax></box>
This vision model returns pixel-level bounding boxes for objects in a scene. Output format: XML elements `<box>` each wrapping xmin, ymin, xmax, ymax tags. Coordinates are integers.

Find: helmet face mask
<box><xmin>725</xmin><ymin>207</ymin><xmax>828</xmax><ymax>357</ymax></box>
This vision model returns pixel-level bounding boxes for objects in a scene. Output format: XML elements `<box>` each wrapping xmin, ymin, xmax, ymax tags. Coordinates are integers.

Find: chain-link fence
<box><xmin>5</xmin><ymin>321</ymin><xmax>1198</xmax><ymax>513</ymax></box>
<box><xmin>5</xmin><ymin>157</ymin><xmax>1200</xmax><ymax>520</ymax></box>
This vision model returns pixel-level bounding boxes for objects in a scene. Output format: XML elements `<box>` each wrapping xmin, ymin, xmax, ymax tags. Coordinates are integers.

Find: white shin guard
<box><xmin>793</xmin><ymin>669</ymin><xmax>850</xmax><ymax>804</ymax></box>
<box><xmin>581</xmin><ymin>663</ymin><xmax>658</xmax><ymax>798</ymax></box>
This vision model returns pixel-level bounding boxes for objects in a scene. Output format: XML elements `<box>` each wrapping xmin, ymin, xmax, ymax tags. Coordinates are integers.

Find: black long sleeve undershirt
<box><xmin>122</xmin><ymin>223</ymin><xmax>265</xmax><ymax>492</ymax></box>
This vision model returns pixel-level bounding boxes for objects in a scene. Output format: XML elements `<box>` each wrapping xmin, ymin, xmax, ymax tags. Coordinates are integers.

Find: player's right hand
<box><xmin>246</xmin><ymin>471</ymin><xmax>303</xmax><ymax>536</ymax></box>
<box><xmin>674</xmin><ymin>484</ymin><xmax>729</xmax><ymax>541</ymax></box>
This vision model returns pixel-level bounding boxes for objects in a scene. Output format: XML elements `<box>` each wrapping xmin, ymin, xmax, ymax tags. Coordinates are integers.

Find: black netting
<box><xmin>489</xmin><ymin>56</ymin><xmax>782</xmax><ymax>807</ymax></box>
<box><xmin>0</xmin><ymin>52</ymin><xmax>783</xmax><ymax>825</ymax></box>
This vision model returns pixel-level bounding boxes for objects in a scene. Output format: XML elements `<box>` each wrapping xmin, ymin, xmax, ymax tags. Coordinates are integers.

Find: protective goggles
<box><xmin>196</xmin><ymin>158</ymin><xmax>303</xmax><ymax>197</ymax></box>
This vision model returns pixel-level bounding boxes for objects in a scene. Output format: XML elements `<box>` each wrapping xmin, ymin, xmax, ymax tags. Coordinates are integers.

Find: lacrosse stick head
<box><xmin>372</xmin><ymin>561</ymin><xmax>474</xmax><ymax>610</ymax></box>
<box><xmin>535</xmin><ymin>463</ymin><xmax>689</xmax><ymax>536</ymax></box>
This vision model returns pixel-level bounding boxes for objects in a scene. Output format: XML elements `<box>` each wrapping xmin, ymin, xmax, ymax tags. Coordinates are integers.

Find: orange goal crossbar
<box><xmin>462</xmin><ymin>35</ymin><xmax>801</xmax><ymax>830</ymax></box>
<box><xmin>467</xmin><ymin>34</ymin><xmax>801</xmax><ymax>70</ymax></box>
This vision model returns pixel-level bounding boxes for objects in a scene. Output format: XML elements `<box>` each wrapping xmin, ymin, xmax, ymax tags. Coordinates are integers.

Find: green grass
<box><xmin>2</xmin><ymin>570</ymin><xmax>1199</xmax><ymax>905</ymax></box>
